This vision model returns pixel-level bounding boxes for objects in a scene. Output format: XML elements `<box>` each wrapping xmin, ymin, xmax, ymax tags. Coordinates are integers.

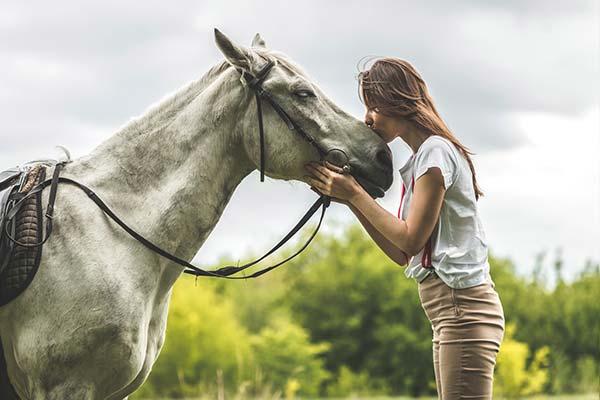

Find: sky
<box><xmin>1</xmin><ymin>0</ymin><xmax>598</xmax><ymax>287</ymax></box>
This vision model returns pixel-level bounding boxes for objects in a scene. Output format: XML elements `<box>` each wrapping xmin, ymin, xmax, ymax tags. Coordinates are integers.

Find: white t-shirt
<box><xmin>398</xmin><ymin>135</ymin><xmax>495</xmax><ymax>289</ymax></box>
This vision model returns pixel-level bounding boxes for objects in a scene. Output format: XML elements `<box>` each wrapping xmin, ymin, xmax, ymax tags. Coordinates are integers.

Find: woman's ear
<box><xmin>214</xmin><ymin>28</ymin><xmax>257</xmax><ymax>74</ymax></box>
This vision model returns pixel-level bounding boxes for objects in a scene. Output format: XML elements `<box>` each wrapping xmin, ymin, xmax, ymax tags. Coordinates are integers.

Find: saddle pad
<box><xmin>0</xmin><ymin>168</ymin><xmax>46</xmax><ymax>307</ymax></box>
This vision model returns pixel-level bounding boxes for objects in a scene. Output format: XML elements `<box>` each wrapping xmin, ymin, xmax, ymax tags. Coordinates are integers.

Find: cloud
<box><xmin>1</xmin><ymin>1</ymin><xmax>597</xmax><ymax>162</ymax></box>
<box><xmin>0</xmin><ymin>1</ymin><xmax>597</xmax><ymax>283</ymax></box>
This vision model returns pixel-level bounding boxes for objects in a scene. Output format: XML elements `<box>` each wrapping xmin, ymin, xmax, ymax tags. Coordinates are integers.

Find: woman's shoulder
<box><xmin>421</xmin><ymin>135</ymin><xmax>456</xmax><ymax>153</ymax></box>
<box><xmin>411</xmin><ymin>135</ymin><xmax>465</xmax><ymax>190</ymax></box>
<box><xmin>416</xmin><ymin>135</ymin><xmax>460</xmax><ymax>164</ymax></box>
<box><xmin>399</xmin><ymin>135</ymin><xmax>460</xmax><ymax>177</ymax></box>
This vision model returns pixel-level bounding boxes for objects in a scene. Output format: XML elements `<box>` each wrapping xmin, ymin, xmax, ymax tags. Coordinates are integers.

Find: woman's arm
<box><xmin>349</xmin><ymin>167</ymin><xmax>446</xmax><ymax>257</ymax></box>
<box><xmin>303</xmin><ymin>161</ymin><xmax>446</xmax><ymax>259</ymax></box>
<box><xmin>348</xmin><ymin>202</ymin><xmax>410</xmax><ymax>266</ymax></box>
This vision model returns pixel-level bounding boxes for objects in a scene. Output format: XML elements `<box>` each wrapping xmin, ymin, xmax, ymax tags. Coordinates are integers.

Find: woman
<box><xmin>303</xmin><ymin>58</ymin><xmax>505</xmax><ymax>399</ymax></box>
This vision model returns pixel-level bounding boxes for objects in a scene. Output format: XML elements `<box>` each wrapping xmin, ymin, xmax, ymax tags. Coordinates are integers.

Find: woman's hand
<box><xmin>309</xmin><ymin>186</ymin><xmax>349</xmax><ymax>205</ymax></box>
<box><xmin>303</xmin><ymin>161</ymin><xmax>363</xmax><ymax>205</ymax></box>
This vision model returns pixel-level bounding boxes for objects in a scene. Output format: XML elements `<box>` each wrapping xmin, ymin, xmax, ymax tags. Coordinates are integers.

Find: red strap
<box><xmin>397</xmin><ymin>176</ymin><xmax>414</xmax><ymax>218</ymax></box>
<box><xmin>397</xmin><ymin>175</ymin><xmax>433</xmax><ymax>268</ymax></box>
<box><xmin>397</xmin><ymin>183</ymin><xmax>406</xmax><ymax>217</ymax></box>
<box><xmin>422</xmin><ymin>237</ymin><xmax>433</xmax><ymax>268</ymax></box>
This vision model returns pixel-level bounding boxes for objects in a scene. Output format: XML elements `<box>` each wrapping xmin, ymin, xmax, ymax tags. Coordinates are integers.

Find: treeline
<box><xmin>132</xmin><ymin>224</ymin><xmax>599</xmax><ymax>398</ymax></box>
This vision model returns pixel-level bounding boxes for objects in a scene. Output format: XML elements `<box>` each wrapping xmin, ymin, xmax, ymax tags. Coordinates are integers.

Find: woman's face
<box><xmin>364</xmin><ymin>107</ymin><xmax>410</xmax><ymax>144</ymax></box>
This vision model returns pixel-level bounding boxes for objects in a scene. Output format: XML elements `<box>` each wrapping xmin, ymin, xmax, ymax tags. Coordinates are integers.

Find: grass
<box><xmin>141</xmin><ymin>394</ymin><xmax>598</xmax><ymax>400</ymax></box>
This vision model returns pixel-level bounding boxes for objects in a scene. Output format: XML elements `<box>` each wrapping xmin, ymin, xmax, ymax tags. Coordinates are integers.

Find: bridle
<box><xmin>5</xmin><ymin>57</ymin><xmax>370</xmax><ymax>280</ymax></box>
<box><xmin>242</xmin><ymin>59</ymin><xmax>384</xmax><ymax>198</ymax></box>
<box><xmin>241</xmin><ymin>58</ymin><xmax>353</xmax><ymax>181</ymax></box>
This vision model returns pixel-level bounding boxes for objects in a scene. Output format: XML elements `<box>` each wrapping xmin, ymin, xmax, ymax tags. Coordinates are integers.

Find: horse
<box><xmin>0</xmin><ymin>29</ymin><xmax>393</xmax><ymax>399</ymax></box>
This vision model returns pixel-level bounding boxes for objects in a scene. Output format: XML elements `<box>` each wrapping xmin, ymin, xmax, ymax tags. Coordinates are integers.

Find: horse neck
<box><xmin>68</xmin><ymin>67</ymin><xmax>255</xmax><ymax>268</ymax></box>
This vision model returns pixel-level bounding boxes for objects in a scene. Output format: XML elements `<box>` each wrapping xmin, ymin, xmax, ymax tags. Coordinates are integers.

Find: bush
<box><xmin>131</xmin><ymin>277</ymin><xmax>252</xmax><ymax>398</ymax></box>
<box><xmin>250</xmin><ymin>317</ymin><xmax>330</xmax><ymax>397</ymax></box>
<box><xmin>326</xmin><ymin>366</ymin><xmax>388</xmax><ymax>397</ymax></box>
<box><xmin>495</xmin><ymin>323</ymin><xmax>550</xmax><ymax>399</ymax></box>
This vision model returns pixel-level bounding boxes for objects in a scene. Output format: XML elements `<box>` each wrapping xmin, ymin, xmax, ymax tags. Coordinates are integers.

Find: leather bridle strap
<box><xmin>190</xmin><ymin>193</ymin><xmax>330</xmax><ymax>278</ymax></box>
<box><xmin>21</xmin><ymin>176</ymin><xmax>330</xmax><ymax>279</ymax></box>
<box><xmin>243</xmin><ymin>60</ymin><xmax>330</xmax><ymax>182</ymax></box>
<box><xmin>246</xmin><ymin>60</ymin><xmax>275</xmax><ymax>182</ymax></box>
<box><xmin>6</xmin><ymin>58</ymin><xmax>342</xmax><ymax>280</ymax></box>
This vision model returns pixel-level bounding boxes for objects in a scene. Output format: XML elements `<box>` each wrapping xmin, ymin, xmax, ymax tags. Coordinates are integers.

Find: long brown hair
<box><xmin>358</xmin><ymin>57</ymin><xmax>484</xmax><ymax>201</ymax></box>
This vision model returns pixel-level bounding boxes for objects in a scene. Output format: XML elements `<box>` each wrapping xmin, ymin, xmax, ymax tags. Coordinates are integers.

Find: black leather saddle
<box><xmin>0</xmin><ymin>162</ymin><xmax>60</xmax><ymax>400</ymax></box>
<box><xmin>0</xmin><ymin>164</ymin><xmax>47</xmax><ymax>307</ymax></box>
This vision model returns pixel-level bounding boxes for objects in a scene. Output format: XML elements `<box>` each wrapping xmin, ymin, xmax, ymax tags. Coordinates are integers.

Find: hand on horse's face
<box><xmin>303</xmin><ymin>161</ymin><xmax>361</xmax><ymax>205</ymax></box>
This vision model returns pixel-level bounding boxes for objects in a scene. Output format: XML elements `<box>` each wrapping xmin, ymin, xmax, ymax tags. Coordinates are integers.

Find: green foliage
<box><xmin>131</xmin><ymin>278</ymin><xmax>253</xmax><ymax>398</ymax></box>
<box><xmin>250</xmin><ymin>317</ymin><xmax>330</xmax><ymax>396</ymax></box>
<box><xmin>495</xmin><ymin>323</ymin><xmax>550</xmax><ymax>398</ymax></box>
<box><xmin>572</xmin><ymin>355</ymin><xmax>600</xmax><ymax>394</ymax></box>
<box><xmin>288</xmin><ymin>224</ymin><xmax>433</xmax><ymax>395</ymax></box>
<box><xmin>488</xmin><ymin>251</ymin><xmax>600</xmax><ymax>395</ymax></box>
<box><xmin>549</xmin><ymin>351</ymin><xmax>600</xmax><ymax>395</ymax></box>
<box><xmin>326</xmin><ymin>366</ymin><xmax>388</xmax><ymax>397</ymax></box>
<box><xmin>131</xmin><ymin>223</ymin><xmax>599</xmax><ymax>398</ymax></box>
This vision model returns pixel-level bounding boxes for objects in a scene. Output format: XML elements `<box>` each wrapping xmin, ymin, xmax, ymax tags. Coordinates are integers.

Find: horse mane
<box><xmin>109</xmin><ymin>60</ymin><xmax>231</xmax><ymax>140</ymax></box>
<box><xmin>90</xmin><ymin>49</ymin><xmax>305</xmax><ymax>156</ymax></box>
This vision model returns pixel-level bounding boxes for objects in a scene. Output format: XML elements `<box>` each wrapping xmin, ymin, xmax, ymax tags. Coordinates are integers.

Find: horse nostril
<box><xmin>376</xmin><ymin>147</ymin><xmax>393</xmax><ymax>169</ymax></box>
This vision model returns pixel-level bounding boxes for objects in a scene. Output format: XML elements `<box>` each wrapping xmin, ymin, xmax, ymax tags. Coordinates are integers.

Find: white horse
<box><xmin>0</xmin><ymin>29</ymin><xmax>393</xmax><ymax>399</ymax></box>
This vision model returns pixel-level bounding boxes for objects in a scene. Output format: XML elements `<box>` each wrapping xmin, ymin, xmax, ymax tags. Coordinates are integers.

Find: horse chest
<box><xmin>0</xmin><ymin>246</ymin><xmax>174</xmax><ymax>398</ymax></box>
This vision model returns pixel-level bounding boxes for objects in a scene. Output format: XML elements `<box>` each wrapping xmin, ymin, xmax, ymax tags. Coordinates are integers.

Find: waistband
<box><xmin>419</xmin><ymin>269</ymin><xmax>496</xmax><ymax>290</ymax></box>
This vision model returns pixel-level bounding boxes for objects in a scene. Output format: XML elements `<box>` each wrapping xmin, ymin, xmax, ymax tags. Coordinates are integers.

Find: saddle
<box><xmin>0</xmin><ymin>164</ymin><xmax>47</xmax><ymax>307</ymax></box>
<box><xmin>1</xmin><ymin>161</ymin><xmax>64</xmax><ymax>400</ymax></box>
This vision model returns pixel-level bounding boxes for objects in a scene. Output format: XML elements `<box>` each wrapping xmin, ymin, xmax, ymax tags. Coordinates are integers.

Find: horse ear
<box><xmin>251</xmin><ymin>33</ymin><xmax>267</xmax><ymax>49</ymax></box>
<box><xmin>214</xmin><ymin>28</ymin><xmax>255</xmax><ymax>72</ymax></box>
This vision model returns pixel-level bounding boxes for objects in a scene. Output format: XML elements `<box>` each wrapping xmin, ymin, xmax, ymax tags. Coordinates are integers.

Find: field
<box><xmin>142</xmin><ymin>394</ymin><xmax>598</xmax><ymax>400</ymax></box>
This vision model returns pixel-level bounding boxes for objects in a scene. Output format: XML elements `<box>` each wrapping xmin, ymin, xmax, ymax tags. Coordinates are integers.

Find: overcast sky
<box><xmin>1</xmin><ymin>1</ymin><xmax>598</xmax><ymax>287</ymax></box>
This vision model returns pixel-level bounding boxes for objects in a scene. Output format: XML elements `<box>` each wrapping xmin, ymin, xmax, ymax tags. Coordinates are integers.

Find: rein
<box><xmin>19</xmin><ymin>171</ymin><xmax>329</xmax><ymax>279</ymax></box>
<box><xmin>6</xmin><ymin>58</ymin><xmax>363</xmax><ymax>280</ymax></box>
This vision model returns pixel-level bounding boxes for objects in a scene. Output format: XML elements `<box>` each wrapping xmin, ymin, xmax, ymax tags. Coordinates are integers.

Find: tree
<box><xmin>131</xmin><ymin>277</ymin><xmax>252</xmax><ymax>398</ymax></box>
<box><xmin>288</xmin><ymin>224</ymin><xmax>434</xmax><ymax>395</ymax></box>
<box><xmin>250</xmin><ymin>317</ymin><xmax>330</xmax><ymax>397</ymax></box>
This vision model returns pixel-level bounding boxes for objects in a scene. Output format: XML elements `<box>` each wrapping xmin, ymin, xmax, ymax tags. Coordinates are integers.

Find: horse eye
<box><xmin>294</xmin><ymin>89</ymin><xmax>315</xmax><ymax>98</ymax></box>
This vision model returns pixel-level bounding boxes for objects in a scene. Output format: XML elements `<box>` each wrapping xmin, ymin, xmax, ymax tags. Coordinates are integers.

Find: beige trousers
<box><xmin>418</xmin><ymin>272</ymin><xmax>505</xmax><ymax>399</ymax></box>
